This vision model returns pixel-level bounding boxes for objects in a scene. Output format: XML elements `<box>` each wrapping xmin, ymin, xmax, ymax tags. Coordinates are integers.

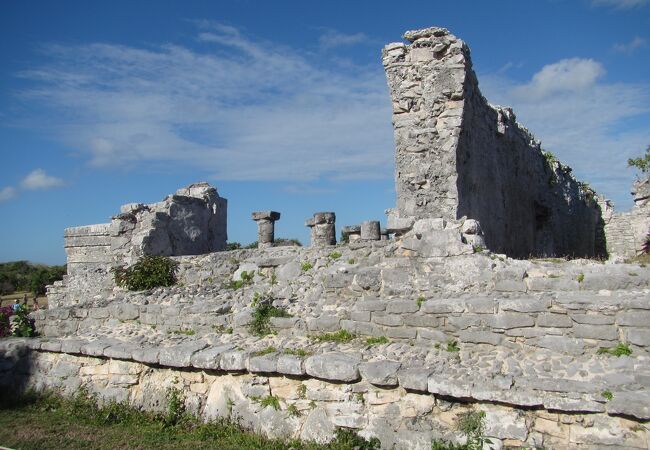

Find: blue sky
<box><xmin>1</xmin><ymin>0</ymin><xmax>649</xmax><ymax>264</ymax></box>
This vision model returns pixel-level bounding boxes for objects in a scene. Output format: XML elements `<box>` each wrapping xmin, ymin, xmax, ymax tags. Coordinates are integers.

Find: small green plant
<box><xmin>286</xmin><ymin>403</ymin><xmax>301</xmax><ymax>417</ymax></box>
<box><xmin>226</xmin><ymin>397</ymin><xmax>235</xmax><ymax>414</ymax></box>
<box><xmin>597</xmin><ymin>342</ymin><xmax>632</xmax><ymax>357</ymax></box>
<box><xmin>472</xmin><ymin>245</ymin><xmax>484</xmax><ymax>253</ymax></box>
<box><xmin>270</xmin><ymin>273</ymin><xmax>278</xmax><ymax>285</ymax></box>
<box><xmin>212</xmin><ymin>325</ymin><xmax>233</xmax><ymax>334</ymax></box>
<box><xmin>577</xmin><ymin>272</ymin><xmax>585</xmax><ymax>283</ymax></box>
<box><xmin>456</xmin><ymin>410</ymin><xmax>492</xmax><ymax>450</ymax></box>
<box><xmin>226</xmin><ymin>270</ymin><xmax>254</xmax><ymax>290</ymax></box>
<box><xmin>251</xmin><ymin>346</ymin><xmax>276</xmax><ymax>357</ymax></box>
<box><xmin>301</xmin><ymin>262</ymin><xmax>313</xmax><ymax>272</ymax></box>
<box><xmin>164</xmin><ymin>385</ymin><xmax>185</xmax><ymax>426</ymax></box>
<box><xmin>365</xmin><ymin>336</ymin><xmax>389</xmax><ymax>346</ymax></box>
<box><xmin>416</xmin><ymin>295</ymin><xmax>425</xmax><ymax>308</ymax></box>
<box><xmin>249</xmin><ymin>294</ymin><xmax>291</xmax><ymax>336</ymax></box>
<box><xmin>332</xmin><ymin>428</ymin><xmax>380</xmax><ymax>450</ymax></box>
<box><xmin>347</xmin><ymin>258</ymin><xmax>356</xmax><ymax>264</ymax></box>
<box><xmin>171</xmin><ymin>329</ymin><xmax>195</xmax><ymax>336</ymax></box>
<box><xmin>283</xmin><ymin>348</ymin><xmax>310</xmax><ymax>357</ymax></box>
<box><xmin>328</xmin><ymin>251</ymin><xmax>342</xmax><ymax>260</ymax></box>
<box><xmin>111</xmin><ymin>255</ymin><xmax>179</xmax><ymax>291</ymax></box>
<box><xmin>355</xmin><ymin>393</ymin><xmax>365</xmax><ymax>403</ymax></box>
<box><xmin>627</xmin><ymin>144</ymin><xmax>650</xmax><ymax>174</ymax></box>
<box><xmin>601</xmin><ymin>390</ymin><xmax>613</xmax><ymax>401</ymax></box>
<box><xmin>311</xmin><ymin>329</ymin><xmax>355</xmax><ymax>343</ymax></box>
<box><xmin>445</xmin><ymin>339</ymin><xmax>460</xmax><ymax>352</ymax></box>
<box><xmin>8</xmin><ymin>304</ymin><xmax>35</xmax><ymax>337</ymax></box>
<box><xmin>258</xmin><ymin>395</ymin><xmax>281</xmax><ymax>411</ymax></box>
<box><xmin>226</xmin><ymin>242</ymin><xmax>242</xmax><ymax>251</ymax></box>
<box><xmin>297</xmin><ymin>383</ymin><xmax>307</xmax><ymax>399</ymax></box>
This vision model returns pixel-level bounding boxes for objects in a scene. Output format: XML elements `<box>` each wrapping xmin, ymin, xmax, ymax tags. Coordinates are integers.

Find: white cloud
<box><xmin>17</xmin><ymin>23</ymin><xmax>394</xmax><ymax>182</ymax></box>
<box><xmin>513</xmin><ymin>58</ymin><xmax>604</xmax><ymax>100</ymax></box>
<box><xmin>613</xmin><ymin>36</ymin><xmax>647</xmax><ymax>54</ymax></box>
<box><xmin>592</xmin><ymin>0</ymin><xmax>649</xmax><ymax>8</ymax></box>
<box><xmin>318</xmin><ymin>29</ymin><xmax>369</xmax><ymax>49</ymax></box>
<box><xmin>481</xmin><ymin>59</ymin><xmax>650</xmax><ymax>210</ymax></box>
<box><xmin>0</xmin><ymin>186</ymin><xmax>16</xmax><ymax>202</ymax></box>
<box><xmin>21</xmin><ymin>169</ymin><xmax>64</xmax><ymax>190</ymax></box>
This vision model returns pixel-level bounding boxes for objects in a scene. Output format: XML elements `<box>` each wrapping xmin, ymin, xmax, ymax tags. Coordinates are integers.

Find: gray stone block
<box><xmin>350</xmin><ymin>311</ymin><xmax>370</xmax><ymax>322</ymax></box>
<box><xmin>625</xmin><ymin>328</ymin><xmax>650</xmax><ymax>346</ymax></box>
<box><xmin>359</xmin><ymin>360</ymin><xmax>401</xmax><ymax>386</ymax></box>
<box><xmin>220</xmin><ymin>350</ymin><xmax>247</xmax><ymax>371</ymax></box>
<box><xmin>570</xmin><ymin>313</ymin><xmax>615</xmax><ymax>325</ymax></box>
<box><xmin>158</xmin><ymin>341</ymin><xmax>208</xmax><ymax>368</ymax></box>
<box><xmin>536</xmin><ymin>313</ymin><xmax>573</xmax><ymax>328</ymax></box>
<box><xmin>372</xmin><ymin>313</ymin><xmax>403</xmax><ymax>327</ymax></box>
<box><xmin>401</xmin><ymin>314</ymin><xmax>443</xmax><ymax>328</ymax></box>
<box><xmin>277</xmin><ymin>354</ymin><xmax>305</xmax><ymax>375</ymax></box>
<box><xmin>421</xmin><ymin>298</ymin><xmax>465</xmax><ymax>314</ymax></box>
<box><xmin>355</xmin><ymin>300</ymin><xmax>387</xmax><ymax>312</ymax></box>
<box><xmin>60</xmin><ymin>339</ymin><xmax>85</xmax><ymax>354</ymax></box>
<box><xmin>464</xmin><ymin>298</ymin><xmax>495</xmax><ymax>313</ymax></box>
<box><xmin>384</xmin><ymin>327</ymin><xmax>417</xmax><ymax>339</ymax></box>
<box><xmin>527</xmin><ymin>336</ymin><xmax>584</xmax><ymax>355</ymax></box>
<box><xmin>573</xmin><ymin>324</ymin><xmax>618</xmax><ymax>341</ymax></box>
<box><xmin>103</xmin><ymin>343</ymin><xmax>138</xmax><ymax>360</ymax></box>
<box><xmin>131</xmin><ymin>346</ymin><xmax>160</xmax><ymax>365</ymax></box>
<box><xmin>191</xmin><ymin>344</ymin><xmax>234</xmax><ymax>370</ymax></box>
<box><xmin>353</xmin><ymin>268</ymin><xmax>381</xmax><ymax>291</ymax></box>
<box><xmin>307</xmin><ymin>316</ymin><xmax>341</xmax><ymax>332</ymax></box>
<box><xmin>248</xmin><ymin>353</ymin><xmax>278</xmax><ymax>373</ymax></box>
<box><xmin>607</xmin><ymin>391</ymin><xmax>650</xmax><ymax>420</ymax></box>
<box><xmin>488</xmin><ymin>313</ymin><xmax>534</xmax><ymax>329</ymax></box>
<box><xmin>112</xmin><ymin>304</ymin><xmax>140</xmax><ymax>321</ymax></box>
<box><xmin>397</xmin><ymin>368</ymin><xmax>433</xmax><ymax>392</ymax></box>
<box><xmin>269</xmin><ymin>317</ymin><xmax>301</xmax><ymax>329</ymax></box>
<box><xmin>494</xmin><ymin>280</ymin><xmax>527</xmax><ymax>292</ymax></box>
<box><xmin>416</xmin><ymin>329</ymin><xmax>447</xmax><ymax>342</ymax></box>
<box><xmin>459</xmin><ymin>331</ymin><xmax>502</xmax><ymax>345</ymax></box>
<box><xmin>305</xmin><ymin>353</ymin><xmax>360</xmax><ymax>382</ymax></box>
<box><xmin>386</xmin><ymin>300</ymin><xmax>419</xmax><ymax>314</ymax></box>
<box><xmin>499</xmin><ymin>298</ymin><xmax>551</xmax><ymax>313</ymax></box>
<box><xmin>617</xmin><ymin>311</ymin><xmax>650</xmax><ymax>327</ymax></box>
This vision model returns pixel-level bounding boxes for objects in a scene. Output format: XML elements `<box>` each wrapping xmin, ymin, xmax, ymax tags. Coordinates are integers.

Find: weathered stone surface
<box><xmin>158</xmin><ymin>341</ymin><xmax>208</xmax><ymax>368</ymax></box>
<box><xmin>191</xmin><ymin>344</ymin><xmax>234</xmax><ymax>370</ymax></box>
<box><xmin>248</xmin><ymin>353</ymin><xmax>278</xmax><ymax>373</ymax></box>
<box><xmin>219</xmin><ymin>351</ymin><xmax>248</xmax><ymax>371</ymax></box>
<box><xmin>359</xmin><ymin>360</ymin><xmax>401</xmax><ymax>386</ymax></box>
<box><xmin>398</xmin><ymin>368</ymin><xmax>433</xmax><ymax>392</ymax></box>
<box><xmin>277</xmin><ymin>354</ymin><xmax>305</xmax><ymax>376</ymax></box>
<box><xmin>300</xmin><ymin>407</ymin><xmax>336</xmax><ymax>444</ymax></box>
<box><xmin>607</xmin><ymin>391</ymin><xmax>650</xmax><ymax>420</ymax></box>
<box><xmin>305</xmin><ymin>353</ymin><xmax>360</xmax><ymax>382</ymax></box>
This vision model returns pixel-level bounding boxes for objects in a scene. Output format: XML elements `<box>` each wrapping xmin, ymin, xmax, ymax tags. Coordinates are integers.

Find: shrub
<box><xmin>328</xmin><ymin>251</ymin><xmax>342</xmax><ymax>260</ymax></box>
<box><xmin>455</xmin><ymin>410</ymin><xmax>492</xmax><ymax>450</ymax></box>
<box><xmin>597</xmin><ymin>342</ymin><xmax>632</xmax><ymax>357</ymax></box>
<box><xmin>301</xmin><ymin>262</ymin><xmax>313</xmax><ymax>272</ymax></box>
<box><xmin>111</xmin><ymin>255</ymin><xmax>178</xmax><ymax>291</ymax></box>
<box><xmin>332</xmin><ymin>428</ymin><xmax>380</xmax><ymax>450</ymax></box>
<box><xmin>311</xmin><ymin>329</ymin><xmax>355</xmax><ymax>343</ymax></box>
<box><xmin>226</xmin><ymin>242</ymin><xmax>242</xmax><ymax>251</ymax></box>
<box><xmin>0</xmin><ymin>306</ymin><xmax>14</xmax><ymax>337</ymax></box>
<box><xmin>627</xmin><ymin>144</ymin><xmax>650</xmax><ymax>174</ymax></box>
<box><xmin>249</xmin><ymin>294</ymin><xmax>291</xmax><ymax>336</ymax></box>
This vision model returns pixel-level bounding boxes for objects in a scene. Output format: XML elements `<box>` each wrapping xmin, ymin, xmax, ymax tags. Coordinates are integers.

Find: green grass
<box><xmin>601</xmin><ymin>390</ymin><xmax>613</xmax><ymax>401</ymax></box>
<box><xmin>251</xmin><ymin>346</ymin><xmax>276</xmax><ymax>357</ymax></box>
<box><xmin>283</xmin><ymin>348</ymin><xmax>311</xmax><ymax>357</ymax></box>
<box><xmin>328</xmin><ymin>251</ymin><xmax>342</xmax><ymax>260</ymax></box>
<box><xmin>597</xmin><ymin>343</ymin><xmax>632</xmax><ymax>357</ymax></box>
<box><xmin>0</xmin><ymin>390</ymin><xmax>384</xmax><ymax>450</ymax></box>
<box><xmin>365</xmin><ymin>336</ymin><xmax>389</xmax><ymax>346</ymax></box>
<box><xmin>445</xmin><ymin>339</ymin><xmax>460</xmax><ymax>352</ymax></box>
<box><xmin>301</xmin><ymin>262</ymin><xmax>313</xmax><ymax>272</ymax></box>
<box><xmin>311</xmin><ymin>329</ymin><xmax>355</xmax><ymax>343</ymax></box>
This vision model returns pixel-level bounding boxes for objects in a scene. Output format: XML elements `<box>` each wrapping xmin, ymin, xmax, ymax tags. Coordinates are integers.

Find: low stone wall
<box><xmin>1</xmin><ymin>341</ymin><xmax>648</xmax><ymax>449</ymax></box>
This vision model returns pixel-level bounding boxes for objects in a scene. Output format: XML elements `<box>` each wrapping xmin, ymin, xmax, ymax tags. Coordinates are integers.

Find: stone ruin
<box><xmin>2</xmin><ymin>27</ymin><xmax>650</xmax><ymax>450</ymax></box>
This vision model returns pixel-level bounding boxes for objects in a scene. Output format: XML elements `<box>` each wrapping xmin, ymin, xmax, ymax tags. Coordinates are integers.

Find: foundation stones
<box><xmin>305</xmin><ymin>212</ymin><xmax>336</xmax><ymax>247</ymax></box>
<box><xmin>251</xmin><ymin>211</ymin><xmax>281</xmax><ymax>248</ymax></box>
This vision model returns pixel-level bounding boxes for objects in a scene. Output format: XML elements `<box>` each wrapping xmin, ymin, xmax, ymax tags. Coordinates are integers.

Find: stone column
<box><xmin>252</xmin><ymin>211</ymin><xmax>281</xmax><ymax>248</ymax></box>
<box><xmin>360</xmin><ymin>221</ymin><xmax>381</xmax><ymax>240</ymax></box>
<box><xmin>380</xmin><ymin>228</ymin><xmax>389</xmax><ymax>241</ymax></box>
<box><xmin>341</xmin><ymin>225</ymin><xmax>361</xmax><ymax>242</ymax></box>
<box><xmin>306</xmin><ymin>212</ymin><xmax>336</xmax><ymax>247</ymax></box>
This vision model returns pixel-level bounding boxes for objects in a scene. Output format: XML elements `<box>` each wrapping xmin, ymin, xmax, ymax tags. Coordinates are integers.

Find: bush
<box><xmin>249</xmin><ymin>294</ymin><xmax>291</xmax><ymax>336</ymax></box>
<box><xmin>628</xmin><ymin>145</ymin><xmax>650</xmax><ymax>174</ymax></box>
<box><xmin>0</xmin><ymin>304</ymin><xmax>35</xmax><ymax>337</ymax></box>
<box><xmin>111</xmin><ymin>255</ymin><xmax>179</xmax><ymax>291</ymax></box>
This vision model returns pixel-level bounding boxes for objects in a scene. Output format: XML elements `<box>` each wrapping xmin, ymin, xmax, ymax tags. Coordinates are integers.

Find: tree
<box><xmin>628</xmin><ymin>145</ymin><xmax>650</xmax><ymax>175</ymax></box>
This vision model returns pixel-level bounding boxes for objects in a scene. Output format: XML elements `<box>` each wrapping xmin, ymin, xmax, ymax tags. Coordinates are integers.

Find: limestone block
<box><xmin>248</xmin><ymin>353</ymin><xmax>278</xmax><ymax>373</ymax></box>
<box><xmin>276</xmin><ymin>355</ymin><xmax>305</xmax><ymax>376</ymax></box>
<box><xmin>607</xmin><ymin>391</ymin><xmax>650</xmax><ymax>420</ymax></box>
<box><xmin>158</xmin><ymin>341</ymin><xmax>208</xmax><ymax>368</ymax></box>
<box><xmin>536</xmin><ymin>313</ymin><xmax>573</xmax><ymax>328</ymax></box>
<box><xmin>191</xmin><ymin>344</ymin><xmax>234</xmax><ymax>370</ymax></box>
<box><xmin>40</xmin><ymin>340</ymin><xmax>61</xmax><ymax>352</ymax></box>
<box><xmin>397</xmin><ymin>368</ymin><xmax>433</xmax><ymax>392</ymax></box>
<box><xmin>305</xmin><ymin>353</ymin><xmax>360</xmax><ymax>382</ymax></box>
<box><xmin>573</xmin><ymin>324</ymin><xmax>618</xmax><ymax>341</ymax></box>
<box><xmin>300</xmin><ymin>407</ymin><xmax>336</xmax><ymax>444</ymax></box>
<box><xmin>359</xmin><ymin>360</ymin><xmax>401</xmax><ymax>386</ymax></box>
<box><xmin>360</xmin><ymin>221</ymin><xmax>381</xmax><ymax>240</ymax></box>
<box><xmin>499</xmin><ymin>298</ymin><xmax>551</xmax><ymax>313</ymax></box>
<box><xmin>220</xmin><ymin>350</ymin><xmax>248</xmax><ymax>371</ymax></box>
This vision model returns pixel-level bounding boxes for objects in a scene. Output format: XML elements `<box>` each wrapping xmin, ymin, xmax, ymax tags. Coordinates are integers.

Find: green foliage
<box><xmin>301</xmin><ymin>262</ymin><xmax>313</xmax><ymax>272</ymax></box>
<box><xmin>627</xmin><ymin>145</ymin><xmax>650</xmax><ymax>174</ymax></box>
<box><xmin>258</xmin><ymin>395</ymin><xmax>281</xmax><ymax>411</ymax></box>
<box><xmin>297</xmin><ymin>383</ymin><xmax>307</xmax><ymax>399</ymax></box>
<box><xmin>284</xmin><ymin>348</ymin><xmax>311</xmax><ymax>357</ymax></box>
<box><xmin>226</xmin><ymin>270</ymin><xmax>254</xmax><ymax>290</ymax></box>
<box><xmin>445</xmin><ymin>339</ymin><xmax>460</xmax><ymax>352</ymax></box>
<box><xmin>111</xmin><ymin>255</ymin><xmax>178</xmax><ymax>291</ymax></box>
<box><xmin>251</xmin><ymin>346</ymin><xmax>277</xmax><ymax>357</ymax></box>
<box><xmin>431</xmin><ymin>441</ymin><xmax>472</xmax><ymax>450</ymax></box>
<box><xmin>455</xmin><ymin>410</ymin><xmax>491</xmax><ymax>450</ymax></box>
<box><xmin>249</xmin><ymin>294</ymin><xmax>291</xmax><ymax>336</ymax></box>
<box><xmin>597</xmin><ymin>342</ymin><xmax>632</xmax><ymax>357</ymax></box>
<box><xmin>347</xmin><ymin>258</ymin><xmax>356</xmax><ymax>264</ymax></box>
<box><xmin>286</xmin><ymin>404</ymin><xmax>301</xmax><ymax>417</ymax></box>
<box><xmin>11</xmin><ymin>304</ymin><xmax>35</xmax><ymax>337</ymax></box>
<box><xmin>601</xmin><ymin>390</ymin><xmax>613</xmax><ymax>401</ymax></box>
<box><xmin>0</xmin><ymin>260</ymin><xmax>66</xmax><ymax>295</ymax></box>
<box><xmin>273</xmin><ymin>238</ymin><xmax>302</xmax><ymax>247</ymax></box>
<box><xmin>416</xmin><ymin>295</ymin><xmax>426</xmax><ymax>308</ymax></box>
<box><xmin>171</xmin><ymin>329</ymin><xmax>195</xmax><ymax>336</ymax></box>
<box><xmin>577</xmin><ymin>272</ymin><xmax>585</xmax><ymax>283</ymax></box>
<box><xmin>365</xmin><ymin>336</ymin><xmax>389</xmax><ymax>346</ymax></box>
<box><xmin>226</xmin><ymin>242</ymin><xmax>242</xmax><ymax>251</ymax></box>
<box><xmin>311</xmin><ymin>329</ymin><xmax>355</xmax><ymax>343</ymax></box>
<box><xmin>331</xmin><ymin>428</ymin><xmax>380</xmax><ymax>450</ymax></box>
<box><xmin>212</xmin><ymin>325</ymin><xmax>233</xmax><ymax>334</ymax></box>
<box><xmin>472</xmin><ymin>245</ymin><xmax>484</xmax><ymax>253</ymax></box>
<box><xmin>328</xmin><ymin>251</ymin><xmax>342</xmax><ymax>260</ymax></box>
<box><xmin>164</xmin><ymin>385</ymin><xmax>186</xmax><ymax>426</ymax></box>
<box><xmin>542</xmin><ymin>150</ymin><xmax>557</xmax><ymax>165</ymax></box>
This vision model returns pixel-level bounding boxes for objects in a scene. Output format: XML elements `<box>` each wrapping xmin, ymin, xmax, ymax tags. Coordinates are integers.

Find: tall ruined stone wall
<box><xmin>383</xmin><ymin>27</ymin><xmax>603</xmax><ymax>258</ymax></box>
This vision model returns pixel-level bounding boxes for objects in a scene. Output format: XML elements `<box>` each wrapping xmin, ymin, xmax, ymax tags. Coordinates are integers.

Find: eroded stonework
<box><xmin>383</xmin><ymin>27</ymin><xmax>604</xmax><ymax>258</ymax></box>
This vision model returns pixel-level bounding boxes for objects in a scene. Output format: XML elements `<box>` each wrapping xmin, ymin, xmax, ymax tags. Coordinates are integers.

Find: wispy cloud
<box><xmin>21</xmin><ymin>169</ymin><xmax>64</xmax><ymax>190</ymax></box>
<box><xmin>0</xmin><ymin>187</ymin><xmax>16</xmax><ymax>202</ymax></box>
<box><xmin>481</xmin><ymin>57</ymin><xmax>650</xmax><ymax>209</ymax></box>
<box><xmin>318</xmin><ymin>29</ymin><xmax>369</xmax><ymax>50</ymax></box>
<box><xmin>16</xmin><ymin>23</ymin><xmax>393</xmax><ymax>183</ymax></box>
<box><xmin>613</xmin><ymin>36</ymin><xmax>647</xmax><ymax>54</ymax></box>
<box><xmin>592</xmin><ymin>0</ymin><xmax>649</xmax><ymax>8</ymax></box>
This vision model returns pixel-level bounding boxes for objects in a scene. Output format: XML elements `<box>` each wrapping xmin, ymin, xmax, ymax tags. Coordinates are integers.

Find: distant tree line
<box><xmin>0</xmin><ymin>261</ymin><xmax>66</xmax><ymax>296</ymax></box>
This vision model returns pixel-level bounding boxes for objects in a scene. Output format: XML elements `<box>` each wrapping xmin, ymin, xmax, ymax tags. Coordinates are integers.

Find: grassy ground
<box><xmin>0</xmin><ymin>291</ymin><xmax>47</xmax><ymax>308</ymax></box>
<box><xmin>0</xmin><ymin>390</ymin><xmax>386</xmax><ymax>450</ymax></box>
